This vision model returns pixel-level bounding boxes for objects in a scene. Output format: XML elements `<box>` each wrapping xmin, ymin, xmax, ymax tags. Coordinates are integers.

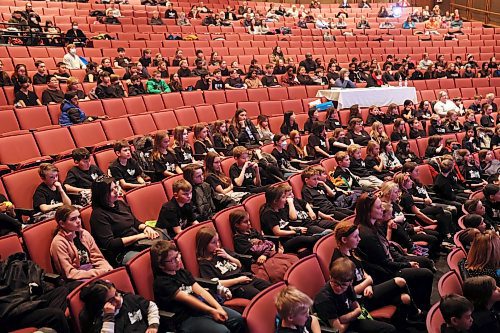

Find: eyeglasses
<box><xmin>331</xmin><ymin>279</ymin><xmax>353</xmax><ymax>288</ymax></box>
<box><xmin>163</xmin><ymin>253</ymin><xmax>181</xmax><ymax>264</ymax></box>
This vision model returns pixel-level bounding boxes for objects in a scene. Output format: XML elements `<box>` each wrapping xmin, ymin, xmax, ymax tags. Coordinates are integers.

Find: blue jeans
<box><xmin>179</xmin><ymin>306</ymin><xmax>244</xmax><ymax>333</ymax></box>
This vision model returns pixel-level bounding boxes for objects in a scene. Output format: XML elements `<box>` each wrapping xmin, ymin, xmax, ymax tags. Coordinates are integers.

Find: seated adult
<box><xmin>151</xmin><ymin>240</ymin><xmax>245</xmax><ymax>333</ymax></box>
<box><xmin>63</xmin><ymin>44</ymin><xmax>86</xmax><ymax>70</ymax></box>
<box><xmin>50</xmin><ymin>205</ymin><xmax>112</xmax><ymax>280</ymax></box>
<box><xmin>365</xmin><ymin>69</ymin><xmax>387</xmax><ymax>87</ymax></box>
<box><xmin>41</xmin><ymin>75</ymin><xmax>64</xmax><ymax>105</ymax></box>
<box><xmin>90</xmin><ymin>176</ymin><xmax>160</xmax><ymax>265</ymax></box>
<box><xmin>433</xmin><ymin>91</ymin><xmax>459</xmax><ymax>117</ymax></box>
<box><xmin>65</xmin><ymin>22</ymin><xmax>87</xmax><ymax>45</ymax></box>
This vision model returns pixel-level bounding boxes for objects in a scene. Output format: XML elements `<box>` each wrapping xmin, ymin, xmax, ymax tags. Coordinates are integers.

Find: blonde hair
<box><xmin>370</xmin><ymin>121</ymin><xmax>388</xmax><ymax>143</ymax></box>
<box><xmin>380</xmin><ymin>181</ymin><xmax>399</xmax><ymax>199</ymax></box>
<box><xmin>347</xmin><ymin>144</ymin><xmax>361</xmax><ymax>156</ymax></box>
<box><xmin>275</xmin><ymin>286</ymin><xmax>312</xmax><ymax>320</ymax></box>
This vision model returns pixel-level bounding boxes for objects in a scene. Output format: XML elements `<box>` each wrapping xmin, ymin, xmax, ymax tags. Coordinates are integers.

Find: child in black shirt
<box><xmin>438</xmin><ymin>294</ymin><xmax>473</xmax><ymax>333</ymax></box>
<box><xmin>64</xmin><ymin>148</ymin><xmax>104</xmax><ymax>205</ymax></box>
<box><xmin>346</xmin><ymin>145</ymin><xmax>383</xmax><ymax>190</ymax></box>
<box><xmin>109</xmin><ymin>140</ymin><xmax>147</xmax><ymax>191</ymax></box>
<box><xmin>482</xmin><ymin>184</ymin><xmax>500</xmax><ymax>229</ymax></box>
<box><xmin>33</xmin><ymin>163</ymin><xmax>72</xmax><ymax>215</ymax></box>
<box><xmin>156</xmin><ymin>179</ymin><xmax>197</xmax><ymax>238</ymax></box>
<box><xmin>150</xmin><ymin>131</ymin><xmax>182</xmax><ymax>182</ymax></box>
<box><xmin>313</xmin><ymin>257</ymin><xmax>396</xmax><ymax>333</ymax></box>
<box><xmin>196</xmin><ymin>227</ymin><xmax>271</xmax><ymax>299</ymax></box>
<box><xmin>301</xmin><ymin>168</ymin><xmax>353</xmax><ymax>221</ymax></box>
<box><xmin>228</xmin><ymin>146</ymin><xmax>263</xmax><ymax>192</ymax></box>
<box><xmin>275</xmin><ymin>286</ymin><xmax>321</xmax><ymax>333</ymax></box>
<box><xmin>260</xmin><ymin>184</ymin><xmax>323</xmax><ymax>255</ymax></box>
<box><xmin>172</xmin><ymin>126</ymin><xmax>195</xmax><ymax>167</ymax></box>
<box><xmin>151</xmin><ymin>240</ymin><xmax>245</xmax><ymax>333</ymax></box>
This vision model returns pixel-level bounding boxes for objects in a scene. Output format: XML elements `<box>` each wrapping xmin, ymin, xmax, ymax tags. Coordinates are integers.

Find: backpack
<box><xmin>132</xmin><ymin>135</ymin><xmax>155</xmax><ymax>178</ymax></box>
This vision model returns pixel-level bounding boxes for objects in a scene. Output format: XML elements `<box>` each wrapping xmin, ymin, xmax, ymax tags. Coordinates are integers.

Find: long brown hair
<box><xmin>289</xmin><ymin>130</ymin><xmax>304</xmax><ymax>158</ymax></box>
<box><xmin>151</xmin><ymin>130</ymin><xmax>174</xmax><ymax>161</ymax></box>
<box><xmin>172</xmin><ymin>126</ymin><xmax>189</xmax><ymax>149</ymax></box>
<box><xmin>466</xmin><ymin>230</ymin><xmax>500</xmax><ymax>270</ymax></box>
<box><xmin>213</xmin><ymin>120</ymin><xmax>233</xmax><ymax>145</ymax></box>
<box><xmin>196</xmin><ymin>226</ymin><xmax>217</xmax><ymax>259</ymax></box>
<box><xmin>204</xmin><ymin>152</ymin><xmax>231</xmax><ymax>187</ymax></box>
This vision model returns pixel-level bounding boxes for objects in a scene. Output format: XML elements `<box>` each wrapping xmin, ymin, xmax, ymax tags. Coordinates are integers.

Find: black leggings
<box><xmin>411</xmin><ymin>229</ymin><xmax>441</xmax><ymax>256</ymax></box>
<box><xmin>420</xmin><ymin>205</ymin><xmax>454</xmax><ymax>236</ymax></box>
<box><xmin>230</xmin><ymin>276</ymin><xmax>271</xmax><ymax>299</ymax></box>
<box><xmin>281</xmin><ymin>234</ymin><xmax>320</xmax><ymax>254</ymax></box>
<box><xmin>396</xmin><ymin>266</ymin><xmax>434</xmax><ymax>311</ymax></box>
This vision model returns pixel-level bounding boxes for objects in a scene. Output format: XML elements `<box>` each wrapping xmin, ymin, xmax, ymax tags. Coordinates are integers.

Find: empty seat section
<box><xmin>79</xmin><ymin>100</ymin><xmax>106</xmax><ymax>117</ymax></box>
<box><xmin>125</xmin><ymin>183</ymin><xmax>167</xmax><ymax>222</ymax></box>
<box><xmin>0</xmin><ymin>133</ymin><xmax>42</xmax><ymax>165</ymax></box>
<box><xmin>247</xmin><ymin>88</ymin><xmax>270</xmax><ymax>102</ymax></box>
<box><xmin>34</xmin><ymin>127</ymin><xmax>76</xmax><ymax>157</ymax></box>
<box><xmin>143</xmin><ymin>94</ymin><xmax>165</xmax><ymax>112</ymax></box>
<box><xmin>94</xmin><ymin>148</ymin><xmax>117</xmax><ymax>173</ymax></box>
<box><xmin>260</xmin><ymin>101</ymin><xmax>283</xmax><ymax>116</ymax></box>
<box><xmin>194</xmin><ymin>105</ymin><xmax>217</xmax><ymax>123</ymax></box>
<box><xmin>101</xmin><ymin>117</ymin><xmax>135</xmax><ymax>141</ymax></box>
<box><xmin>123</xmin><ymin>96</ymin><xmax>147</xmax><ymax>115</ymax></box>
<box><xmin>203</xmin><ymin>90</ymin><xmax>226</xmax><ymax>105</ymax></box>
<box><xmin>102</xmin><ymin>98</ymin><xmax>127</xmax><ymax>118</ymax></box>
<box><xmin>267</xmin><ymin>87</ymin><xmax>289</xmax><ymax>101</ymax></box>
<box><xmin>152</xmin><ymin>110</ymin><xmax>179</xmax><ymax>130</ymax></box>
<box><xmin>129</xmin><ymin>114</ymin><xmax>158</xmax><ymax>135</ymax></box>
<box><xmin>181</xmin><ymin>91</ymin><xmax>205</xmax><ymax>107</ymax></box>
<box><xmin>2</xmin><ymin>166</ymin><xmax>41</xmax><ymax>209</ymax></box>
<box><xmin>162</xmin><ymin>93</ymin><xmax>184</xmax><ymax>109</ymax></box>
<box><xmin>214</xmin><ymin>103</ymin><xmax>237</xmax><ymax>120</ymax></box>
<box><xmin>15</xmin><ymin>106</ymin><xmax>53</xmax><ymax>130</ymax></box>
<box><xmin>174</xmin><ymin>107</ymin><xmax>199</xmax><ymax>127</ymax></box>
<box><xmin>69</xmin><ymin>122</ymin><xmax>108</xmax><ymax>148</ymax></box>
<box><xmin>0</xmin><ymin>109</ymin><xmax>21</xmax><ymax>134</ymax></box>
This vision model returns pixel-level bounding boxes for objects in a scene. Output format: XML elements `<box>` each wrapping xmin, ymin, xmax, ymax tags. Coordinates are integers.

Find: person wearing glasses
<box><xmin>79</xmin><ymin>279</ymin><xmax>160</xmax><ymax>333</ymax></box>
<box><xmin>151</xmin><ymin>240</ymin><xmax>245</xmax><ymax>333</ymax></box>
<box><xmin>330</xmin><ymin>222</ymin><xmax>426</xmax><ymax>329</ymax></box>
<box><xmin>313</xmin><ymin>257</ymin><xmax>397</xmax><ymax>333</ymax></box>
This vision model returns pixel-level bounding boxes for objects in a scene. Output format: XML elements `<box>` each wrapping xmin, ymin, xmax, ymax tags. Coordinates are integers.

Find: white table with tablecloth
<box><xmin>316</xmin><ymin>86</ymin><xmax>418</xmax><ymax>109</ymax></box>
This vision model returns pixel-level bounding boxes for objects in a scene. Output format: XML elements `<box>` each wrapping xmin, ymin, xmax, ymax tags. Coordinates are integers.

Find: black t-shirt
<box><xmin>64</xmin><ymin>165</ymin><xmax>103</xmax><ymax>189</ymax></box>
<box><xmin>32</xmin><ymin>73</ymin><xmax>48</xmax><ymax>85</ymax></box>
<box><xmin>33</xmin><ymin>183</ymin><xmax>62</xmax><ymax>213</ymax></box>
<box><xmin>332</xmin><ymin>167</ymin><xmax>360</xmax><ymax>189</ymax></box>
<box><xmin>331</xmin><ymin>248</ymin><xmax>365</xmax><ymax>286</ymax></box>
<box><xmin>400</xmin><ymin>191</ymin><xmax>415</xmax><ymax>213</ymax></box>
<box><xmin>165</xmin><ymin>9</ymin><xmax>178</xmax><ymax>19</ymax></box>
<box><xmin>212</xmin><ymin>79</ymin><xmax>225</xmax><ymax>90</ymax></box>
<box><xmin>109</xmin><ymin>158</ymin><xmax>143</xmax><ymax>184</ymax></box>
<box><xmin>156</xmin><ymin>199</ymin><xmax>195</xmax><ymax>238</ymax></box>
<box><xmin>205</xmin><ymin>173</ymin><xmax>230</xmax><ymax>192</ymax></box>
<box><xmin>153</xmin><ymin>151</ymin><xmax>179</xmax><ymax>180</ymax></box>
<box><xmin>199</xmin><ymin>252</ymin><xmax>243</xmax><ymax>280</ymax></box>
<box><xmin>349</xmin><ymin>158</ymin><xmax>371</xmax><ymax>177</ymax></box>
<box><xmin>308</xmin><ymin>134</ymin><xmax>327</xmax><ymax>155</ymax></box>
<box><xmin>313</xmin><ymin>282</ymin><xmax>357</xmax><ymax>324</ymax></box>
<box><xmin>261</xmin><ymin>75</ymin><xmax>279</xmax><ymax>87</ymax></box>
<box><xmin>193</xmin><ymin>140</ymin><xmax>216</xmax><ymax>155</ymax></box>
<box><xmin>271</xmin><ymin>148</ymin><xmax>291</xmax><ymax>170</ymax></box>
<box><xmin>194</xmin><ymin>79</ymin><xmax>210</xmax><ymax>90</ymax></box>
<box><xmin>277</xmin><ymin>316</ymin><xmax>314</xmax><ymax>333</ymax></box>
<box><xmin>347</xmin><ymin>130</ymin><xmax>371</xmax><ymax>146</ymax></box>
<box><xmin>225</xmin><ymin>77</ymin><xmax>244</xmax><ymax>88</ymax></box>
<box><xmin>301</xmin><ymin>186</ymin><xmax>334</xmax><ymax>214</ymax></box>
<box><xmin>364</xmin><ymin>155</ymin><xmax>379</xmax><ymax>172</ymax></box>
<box><xmin>14</xmin><ymin>90</ymin><xmax>39</xmax><ymax>106</ymax></box>
<box><xmin>154</xmin><ymin>268</ymin><xmax>200</xmax><ymax>327</ymax></box>
<box><xmin>173</xmin><ymin>146</ymin><xmax>193</xmax><ymax>165</ymax></box>
<box><xmin>229</xmin><ymin>163</ymin><xmax>256</xmax><ymax>188</ymax></box>
<box><xmin>280</xmin><ymin>198</ymin><xmax>311</xmax><ymax>222</ymax></box>
<box><xmin>261</xmin><ymin>206</ymin><xmax>290</xmax><ymax>236</ymax></box>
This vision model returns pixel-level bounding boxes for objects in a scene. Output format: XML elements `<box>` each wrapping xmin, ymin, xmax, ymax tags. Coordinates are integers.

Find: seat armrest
<box><xmin>195</xmin><ymin>277</ymin><xmax>218</xmax><ymax>292</ymax></box>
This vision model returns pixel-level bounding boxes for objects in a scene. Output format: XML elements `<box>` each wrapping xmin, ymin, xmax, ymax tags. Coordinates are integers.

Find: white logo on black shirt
<box><xmin>279</xmin><ymin>219</ymin><xmax>289</xmax><ymax>229</ymax></box>
<box><xmin>91</xmin><ymin>173</ymin><xmax>99</xmax><ymax>180</ymax></box>
<box><xmin>215</xmin><ymin>260</ymin><xmax>238</xmax><ymax>275</ymax></box>
<box><xmin>179</xmin><ymin>283</ymin><xmax>193</xmax><ymax>295</ymax></box>
<box><xmin>245</xmin><ymin>172</ymin><xmax>253</xmax><ymax>179</ymax></box>
<box><xmin>127</xmin><ymin>169</ymin><xmax>136</xmax><ymax>176</ymax></box>
<box><xmin>128</xmin><ymin>309</ymin><xmax>142</xmax><ymax>324</ymax></box>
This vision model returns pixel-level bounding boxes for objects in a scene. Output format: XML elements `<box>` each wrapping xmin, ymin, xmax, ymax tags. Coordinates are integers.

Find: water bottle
<box><xmin>398</xmin><ymin>77</ymin><xmax>402</xmax><ymax>87</ymax></box>
<box><xmin>404</xmin><ymin>78</ymin><xmax>408</xmax><ymax>87</ymax></box>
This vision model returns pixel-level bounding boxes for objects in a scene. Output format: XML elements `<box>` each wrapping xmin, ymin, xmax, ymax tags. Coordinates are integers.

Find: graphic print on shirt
<box><xmin>127</xmin><ymin>169</ymin><xmax>136</xmax><ymax>176</ymax></box>
<box><xmin>179</xmin><ymin>283</ymin><xmax>194</xmax><ymax>295</ymax></box>
<box><xmin>278</xmin><ymin>218</ymin><xmax>289</xmax><ymax>229</ymax></box>
<box><xmin>91</xmin><ymin>173</ymin><xmax>99</xmax><ymax>180</ymax></box>
<box><xmin>215</xmin><ymin>259</ymin><xmax>238</xmax><ymax>275</ymax></box>
<box><xmin>128</xmin><ymin>309</ymin><xmax>143</xmax><ymax>324</ymax></box>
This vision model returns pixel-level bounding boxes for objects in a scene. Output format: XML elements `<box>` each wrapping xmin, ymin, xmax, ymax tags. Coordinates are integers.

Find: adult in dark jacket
<box><xmin>365</xmin><ymin>70</ymin><xmax>387</xmax><ymax>87</ymax></box>
<box><xmin>354</xmin><ymin>193</ymin><xmax>434</xmax><ymax>311</ymax></box>
<box><xmin>298</xmin><ymin>53</ymin><xmax>317</xmax><ymax>73</ymax></box>
<box><xmin>65</xmin><ymin>22</ymin><xmax>87</xmax><ymax>45</ymax></box>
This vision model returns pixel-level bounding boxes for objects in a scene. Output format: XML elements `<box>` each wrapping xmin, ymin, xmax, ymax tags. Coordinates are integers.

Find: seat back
<box><xmin>161</xmin><ymin>174</ymin><xmax>184</xmax><ymax>200</ymax></box>
<box><xmin>313</xmin><ymin>232</ymin><xmax>337</xmax><ymax>280</ymax></box>
<box><xmin>126</xmin><ymin>249</ymin><xmax>154</xmax><ymax>301</ymax></box>
<box><xmin>67</xmin><ymin>267</ymin><xmax>135</xmax><ymax>333</ymax></box>
<box><xmin>34</xmin><ymin>127</ymin><xmax>76</xmax><ymax>156</ymax></box>
<box><xmin>242</xmin><ymin>282</ymin><xmax>286</xmax><ymax>333</ymax></box>
<box><xmin>288</xmin><ymin>173</ymin><xmax>304</xmax><ymax>200</ymax></box>
<box><xmin>284</xmin><ymin>254</ymin><xmax>326</xmax><ymax>300</ymax></box>
<box><xmin>213</xmin><ymin>204</ymin><xmax>245</xmax><ymax>251</ymax></box>
<box><xmin>426</xmin><ymin>302</ymin><xmax>444</xmax><ymax>333</ymax></box>
<box><xmin>174</xmin><ymin>221</ymin><xmax>214</xmax><ymax>277</ymax></box>
<box><xmin>0</xmin><ymin>234</ymin><xmax>24</xmax><ymax>260</ymax></box>
<box><xmin>125</xmin><ymin>183</ymin><xmax>167</xmax><ymax>222</ymax></box>
<box><xmin>447</xmin><ymin>248</ymin><xmax>466</xmax><ymax>281</ymax></box>
<box><xmin>80</xmin><ymin>205</ymin><xmax>93</xmax><ymax>233</ymax></box>
<box><xmin>0</xmin><ymin>133</ymin><xmax>41</xmax><ymax>165</ymax></box>
<box><xmin>2</xmin><ymin>166</ymin><xmax>41</xmax><ymax>209</ymax></box>
<box><xmin>243</xmin><ymin>193</ymin><xmax>266</xmax><ymax>232</ymax></box>
<box><xmin>437</xmin><ymin>270</ymin><xmax>463</xmax><ymax>298</ymax></box>
<box><xmin>22</xmin><ymin>219</ymin><xmax>58</xmax><ymax>273</ymax></box>
<box><xmin>94</xmin><ymin>149</ymin><xmax>117</xmax><ymax>174</ymax></box>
